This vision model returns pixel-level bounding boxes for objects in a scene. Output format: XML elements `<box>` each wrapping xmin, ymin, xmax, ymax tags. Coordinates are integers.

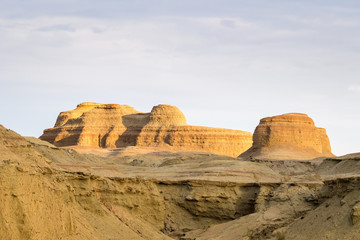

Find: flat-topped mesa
<box><xmin>136</xmin><ymin>105</ymin><xmax>252</xmax><ymax>157</ymax></box>
<box><xmin>40</xmin><ymin>102</ymin><xmax>146</xmax><ymax>148</ymax></box>
<box><xmin>54</xmin><ymin>102</ymin><xmax>138</xmax><ymax>127</ymax></box>
<box><xmin>40</xmin><ymin>103</ymin><xmax>252</xmax><ymax>157</ymax></box>
<box><xmin>239</xmin><ymin>113</ymin><xmax>334</xmax><ymax>160</ymax></box>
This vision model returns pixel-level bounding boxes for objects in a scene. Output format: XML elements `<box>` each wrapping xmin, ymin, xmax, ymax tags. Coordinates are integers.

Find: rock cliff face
<box><xmin>40</xmin><ymin>103</ymin><xmax>252</xmax><ymax>157</ymax></box>
<box><xmin>2</xmin><ymin>121</ymin><xmax>360</xmax><ymax>240</ymax></box>
<box><xmin>0</xmin><ymin>124</ymin><xmax>172</xmax><ymax>240</ymax></box>
<box><xmin>239</xmin><ymin>113</ymin><xmax>334</xmax><ymax>160</ymax></box>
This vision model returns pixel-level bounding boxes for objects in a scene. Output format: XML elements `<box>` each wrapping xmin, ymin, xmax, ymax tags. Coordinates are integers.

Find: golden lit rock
<box><xmin>239</xmin><ymin>113</ymin><xmax>334</xmax><ymax>160</ymax></box>
<box><xmin>40</xmin><ymin>103</ymin><xmax>252</xmax><ymax>157</ymax></box>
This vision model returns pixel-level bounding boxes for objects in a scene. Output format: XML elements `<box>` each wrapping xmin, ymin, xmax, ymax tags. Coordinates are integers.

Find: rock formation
<box><xmin>40</xmin><ymin>102</ymin><xmax>252</xmax><ymax>157</ymax></box>
<box><xmin>0</xmin><ymin>123</ymin><xmax>172</xmax><ymax>240</ymax></box>
<box><xmin>2</xmin><ymin>119</ymin><xmax>360</xmax><ymax>240</ymax></box>
<box><xmin>239</xmin><ymin>113</ymin><xmax>334</xmax><ymax>160</ymax></box>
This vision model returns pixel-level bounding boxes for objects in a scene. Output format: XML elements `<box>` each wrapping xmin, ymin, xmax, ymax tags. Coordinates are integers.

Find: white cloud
<box><xmin>348</xmin><ymin>85</ymin><xmax>360</xmax><ymax>92</ymax></box>
<box><xmin>186</xmin><ymin>17</ymin><xmax>257</xmax><ymax>29</ymax></box>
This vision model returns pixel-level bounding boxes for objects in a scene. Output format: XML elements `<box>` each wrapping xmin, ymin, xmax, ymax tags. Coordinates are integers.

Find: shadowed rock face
<box><xmin>40</xmin><ymin>102</ymin><xmax>146</xmax><ymax>148</ymax></box>
<box><xmin>239</xmin><ymin>113</ymin><xmax>334</xmax><ymax>160</ymax></box>
<box><xmin>40</xmin><ymin>102</ymin><xmax>252</xmax><ymax>157</ymax></box>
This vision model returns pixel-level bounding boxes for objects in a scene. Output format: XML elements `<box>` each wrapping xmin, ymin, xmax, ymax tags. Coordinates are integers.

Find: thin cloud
<box><xmin>187</xmin><ymin>17</ymin><xmax>257</xmax><ymax>30</ymax></box>
<box><xmin>348</xmin><ymin>85</ymin><xmax>360</xmax><ymax>92</ymax></box>
<box><xmin>36</xmin><ymin>24</ymin><xmax>76</xmax><ymax>32</ymax></box>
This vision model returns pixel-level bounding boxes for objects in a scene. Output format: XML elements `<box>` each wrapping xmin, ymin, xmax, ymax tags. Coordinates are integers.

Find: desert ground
<box><xmin>1</xmin><ymin>103</ymin><xmax>359</xmax><ymax>240</ymax></box>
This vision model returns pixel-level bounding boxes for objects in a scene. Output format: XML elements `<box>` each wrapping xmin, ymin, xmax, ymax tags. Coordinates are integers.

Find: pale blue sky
<box><xmin>1</xmin><ymin>1</ymin><xmax>359</xmax><ymax>155</ymax></box>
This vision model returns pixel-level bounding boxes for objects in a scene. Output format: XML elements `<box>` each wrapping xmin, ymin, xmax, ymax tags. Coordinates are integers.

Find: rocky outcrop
<box><xmin>40</xmin><ymin>102</ymin><xmax>145</xmax><ymax>148</ymax></box>
<box><xmin>40</xmin><ymin>103</ymin><xmax>252</xmax><ymax>157</ymax></box>
<box><xmin>352</xmin><ymin>202</ymin><xmax>360</xmax><ymax>225</ymax></box>
<box><xmin>239</xmin><ymin>113</ymin><xmax>334</xmax><ymax>160</ymax></box>
<box><xmin>0</xmin><ymin>124</ymin><xmax>172</xmax><ymax>240</ymax></box>
<box><xmin>4</xmin><ymin>120</ymin><xmax>360</xmax><ymax>240</ymax></box>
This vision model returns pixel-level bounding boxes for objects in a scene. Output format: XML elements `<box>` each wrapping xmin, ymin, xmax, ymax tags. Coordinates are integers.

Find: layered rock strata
<box><xmin>2</xmin><ymin>122</ymin><xmax>360</xmax><ymax>240</ymax></box>
<box><xmin>40</xmin><ymin>103</ymin><xmax>252</xmax><ymax>157</ymax></box>
<box><xmin>239</xmin><ymin>113</ymin><xmax>334</xmax><ymax>160</ymax></box>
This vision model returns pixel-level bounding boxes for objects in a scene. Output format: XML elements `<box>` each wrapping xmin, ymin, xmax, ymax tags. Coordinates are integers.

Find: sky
<box><xmin>0</xmin><ymin>0</ymin><xmax>359</xmax><ymax>156</ymax></box>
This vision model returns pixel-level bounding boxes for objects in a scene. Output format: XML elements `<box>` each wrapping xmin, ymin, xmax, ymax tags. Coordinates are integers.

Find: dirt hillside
<box><xmin>1</xmin><ymin>123</ymin><xmax>359</xmax><ymax>239</ymax></box>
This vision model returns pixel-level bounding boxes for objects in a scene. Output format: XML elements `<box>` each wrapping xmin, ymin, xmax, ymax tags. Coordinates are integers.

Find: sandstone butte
<box><xmin>239</xmin><ymin>113</ymin><xmax>334</xmax><ymax>160</ymax></box>
<box><xmin>40</xmin><ymin>102</ymin><xmax>253</xmax><ymax>157</ymax></box>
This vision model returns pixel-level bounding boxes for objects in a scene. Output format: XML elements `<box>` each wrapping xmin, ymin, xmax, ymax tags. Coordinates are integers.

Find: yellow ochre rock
<box><xmin>239</xmin><ymin>113</ymin><xmax>334</xmax><ymax>160</ymax></box>
<box><xmin>40</xmin><ymin>103</ymin><xmax>252</xmax><ymax>157</ymax></box>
